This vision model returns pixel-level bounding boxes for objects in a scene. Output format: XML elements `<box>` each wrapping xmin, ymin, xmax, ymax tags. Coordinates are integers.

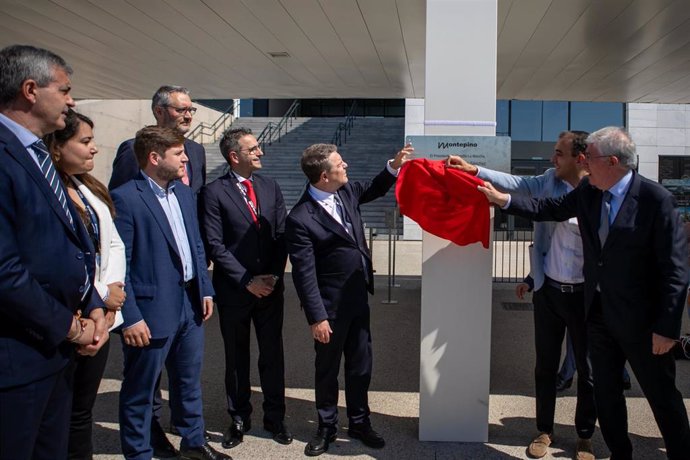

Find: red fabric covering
<box><xmin>396</xmin><ymin>158</ymin><xmax>490</xmax><ymax>248</ymax></box>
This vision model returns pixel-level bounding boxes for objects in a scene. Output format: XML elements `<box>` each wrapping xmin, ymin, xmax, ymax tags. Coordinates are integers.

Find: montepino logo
<box><xmin>437</xmin><ymin>141</ymin><xmax>478</xmax><ymax>149</ymax></box>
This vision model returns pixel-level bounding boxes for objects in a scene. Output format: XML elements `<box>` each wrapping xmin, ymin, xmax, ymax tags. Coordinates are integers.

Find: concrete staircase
<box><xmin>201</xmin><ymin>117</ymin><xmax>405</xmax><ymax>234</ymax></box>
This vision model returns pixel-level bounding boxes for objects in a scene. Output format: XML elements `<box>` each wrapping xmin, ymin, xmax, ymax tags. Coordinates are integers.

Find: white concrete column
<box><xmin>419</xmin><ymin>0</ymin><xmax>497</xmax><ymax>442</ymax></box>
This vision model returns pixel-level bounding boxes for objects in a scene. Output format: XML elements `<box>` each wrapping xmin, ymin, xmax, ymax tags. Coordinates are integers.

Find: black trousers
<box><xmin>0</xmin><ymin>364</ymin><xmax>72</xmax><ymax>460</ymax></box>
<box><xmin>217</xmin><ymin>292</ymin><xmax>286</xmax><ymax>427</ymax></box>
<box><xmin>68</xmin><ymin>339</ymin><xmax>111</xmax><ymax>460</ymax></box>
<box><xmin>533</xmin><ymin>284</ymin><xmax>596</xmax><ymax>438</ymax></box>
<box><xmin>587</xmin><ymin>295</ymin><xmax>690</xmax><ymax>460</ymax></box>
<box><xmin>314</xmin><ymin>308</ymin><xmax>372</xmax><ymax>428</ymax></box>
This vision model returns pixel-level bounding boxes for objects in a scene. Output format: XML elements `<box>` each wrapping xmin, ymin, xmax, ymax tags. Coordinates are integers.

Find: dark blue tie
<box><xmin>598</xmin><ymin>190</ymin><xmax>613</xmax><ymax>245</ymax></box>
<box><xmin>32</xmin><ymin>139</ymin><xmax>74</xmax><ymax>228</ymax></box>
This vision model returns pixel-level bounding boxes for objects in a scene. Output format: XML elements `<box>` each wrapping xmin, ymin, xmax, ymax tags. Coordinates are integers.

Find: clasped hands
<box><xmin>247</xmin><ymin>274</ymin><xmax>279</xmax><ymax>298</ymax></box>
<box><xmin>67</xmin><ymin>308</ymin><xmax>109</xmax><ymax>356</ymax></box>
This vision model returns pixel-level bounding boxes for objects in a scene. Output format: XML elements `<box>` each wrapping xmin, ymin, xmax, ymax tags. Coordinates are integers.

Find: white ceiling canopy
<box><xmin>1</xmin><ymin>0</ymin><xmax>690</xmax><ymax>103</ymax></box>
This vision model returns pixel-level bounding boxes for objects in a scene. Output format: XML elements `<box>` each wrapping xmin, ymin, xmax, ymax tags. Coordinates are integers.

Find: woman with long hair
<box><xmin>43</xmin><ymin>109</ymin><xmax>126</xmax><ymax>459</ymax></box>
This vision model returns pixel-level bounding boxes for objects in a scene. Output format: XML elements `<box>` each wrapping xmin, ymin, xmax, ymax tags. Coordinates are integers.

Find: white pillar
<box><xmin>419</xmin><ymin>0</ymin><xmax>497</xmax><ymax>442</ymax></box>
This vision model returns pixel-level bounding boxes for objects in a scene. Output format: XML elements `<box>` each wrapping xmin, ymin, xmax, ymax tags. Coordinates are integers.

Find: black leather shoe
<box><xmin>304</xmin><ymin>426</ymin><xmax>337</xmax><ymax>456</ymax></box>
<box><xmin>264</xmin><ymin>421</ymin><xmax>293</xmax><ymax>445</ymax></box>
<box><xmin>151</xmin><ymin>420</ymin><xmax>178</xmax><ymax>459</ymax></box>
<box><xmin>348</xmin><ymin>423</ymin><xmax>385</xmax><ymax>448</ymax></box>
<box><xmin>169</xmin><ymin>424</ymin><xmax>212</xmax><ymax>442</ymax></box>
<box><xmin>222</xmin><ymin>419</ymin><xmax>250</xmax><ymax>449</ymax></box>
<box><xmin>556</xmin><ymin>377</ymin><xmax>573</xmax><ymax>392</ymax></box>
<box><xmin>179</xmin><ymin>443</ymin><xmax>232</xmax><ymax>460</ymax></box>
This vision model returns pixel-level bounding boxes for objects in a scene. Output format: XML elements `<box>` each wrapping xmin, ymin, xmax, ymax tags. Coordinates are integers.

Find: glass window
<box><xmin>570</xmin><ymin>102</ymin><xmax>624</xmax><ymax>133</ymax></box>
<box><xmin>496</xmin><ymin>100</ymin><xmax>509</xmax><ymax>136</ymax></box>
<box><xmin>542</xmin><ymin>101</ymin><xmax>568</xmax><ymax>141</ymax></box>
<box><xmin>510</xmin><ymin>101</ymin><xmax>542</xmax><ymax>141</ymax></box>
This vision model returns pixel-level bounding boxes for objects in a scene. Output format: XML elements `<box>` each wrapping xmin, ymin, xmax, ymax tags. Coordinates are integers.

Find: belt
<box><xmin>544</xmin><ymin>277</ymin><xmax>584</xmax><ymax>293</ymax></box>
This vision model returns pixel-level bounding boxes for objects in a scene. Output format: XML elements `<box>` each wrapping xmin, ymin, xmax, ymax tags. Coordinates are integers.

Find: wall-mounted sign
<box><xmin>407</xmin><ymin>135</ymin><xmax>511</xmax><ymax>173</ymax></box>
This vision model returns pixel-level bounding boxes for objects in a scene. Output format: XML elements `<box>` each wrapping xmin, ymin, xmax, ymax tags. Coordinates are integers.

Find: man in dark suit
<box><xmin>199</xmin><ymin>127</ymin><xmax>291</xmax><ymax>449</ymax></box>
<box><xmin>286</xmin><ymin>143</ymin><xmax>411</xmax><ymax>457</ymax></box>
<box><xmin>111</xmin><ymin>126</ymin><xmax>229</xmax><ymax>460</ymax></box>
<box><xmin>109</xmin><ymin>85</ymin><xmax>206</xmax><ymax>194</ymax></box>
<box><xmin>480</xmin><ymin>126</ymin><xmax>690</xmax><ymax>460</ymax></box>
<box><xmin>0</xmin><ymin>45</ymin><xmax>108</xmax><ymax>460</ymax></box>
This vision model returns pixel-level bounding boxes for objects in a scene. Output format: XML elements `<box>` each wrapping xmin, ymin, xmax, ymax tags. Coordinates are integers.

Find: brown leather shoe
<box><xmin>527</xmin><ymin>432</ymin><xmax>552</xmax><ymax>458</ymax></box>
<box><xmin>575</xmin><ymin>437</ymin><xmax>595</xmax><ymax>460</ymax></box>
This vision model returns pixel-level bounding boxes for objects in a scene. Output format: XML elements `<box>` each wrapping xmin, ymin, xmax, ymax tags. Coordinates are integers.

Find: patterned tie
<box><xmin>598</xmin><ymin>190</ymin><xmax>613</xmax><ymax>245</ymax></box>
<box><xmin>333</xmin><ymin>195</ymin><xmax>353</xmax><ymax>236</ymax></box>
<box><xmin>241</xmin><ymin>179</ymin><xmax>259</xmax><ymax>227</ymax></box>
<box><xmin>32</xmin><ymin>139</ymin><xmax>74</xmax><ymax>228</ymax></box>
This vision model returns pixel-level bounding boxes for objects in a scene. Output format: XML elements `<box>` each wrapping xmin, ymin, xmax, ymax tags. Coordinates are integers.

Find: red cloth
<box><xmin>396</xmin><ymin>158</ymin><xmax>490</xmax><ymax>248</ymax></box>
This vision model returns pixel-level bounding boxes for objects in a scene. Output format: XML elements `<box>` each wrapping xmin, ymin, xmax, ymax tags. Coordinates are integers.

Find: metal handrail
<box><xmin>331</xmin><ymin>100</ymin><xmax>358</xmax><ymax>145</ymax></box>
<box><xmin>257</xmin><ymin>100</ymin><xmax>300</xmax><ymax>150</ymax></box>
<box><xmin>187</xmin><ymin>101</ymin><xmax>235</xmax><ymax>144</ymax></box>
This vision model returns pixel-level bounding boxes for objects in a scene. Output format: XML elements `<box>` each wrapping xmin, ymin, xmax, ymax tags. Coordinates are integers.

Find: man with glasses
<box><xmin>479</xmin><ymin>126</ymin><xmax>690</xmax><ymax>460</ymax></box>
<box><xmin>447</xmin><ymin>130</ymin><xmax>596</xmax><ymax>460</ymax></box>
<box><xmin>199</xmin><ymin>127</ymin><xmax>291</xmax><ymax>450</ymax></box>
<box><xmin>109</xmin><ymin>85</ymin><xmax>207</xmax><ymax>193</ymax></box>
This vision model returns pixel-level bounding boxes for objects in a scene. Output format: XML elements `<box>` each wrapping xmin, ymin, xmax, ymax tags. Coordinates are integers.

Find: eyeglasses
<box><xmin>239</xmin><ymin>145</ymin><xmax>262</xmax><ymax>154</ymax></box>
<box><xmin>165</xmin><ymin>105</ymin><xmax>197</xmax><ymax>115</ymax></box>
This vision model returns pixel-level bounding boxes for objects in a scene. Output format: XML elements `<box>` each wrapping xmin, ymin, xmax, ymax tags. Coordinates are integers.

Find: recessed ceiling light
<box><xmin>267</xmin><ymin>51</ymin><xmax>290</xmax><ymax>58</ymax></box>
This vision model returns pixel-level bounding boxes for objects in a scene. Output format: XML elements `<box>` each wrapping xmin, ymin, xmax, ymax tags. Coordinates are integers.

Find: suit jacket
<box><xmin>0</xmin><ymin>122</ymin><xmax>103</xmax><ymax>388</ymax></box>
<box><xmin>286</xmin><ymin>167</ymin><xmax>397</xmax><ymax>324</ymax></box>
<box><xmin>479</xmin><ymin>167</ymin><xmax>572</xmax><ymax>290</ymax></box>
<box><xmin>111</xmin><ymin>173</ymin><xmax>214</xmax><ymax>338</ymax></box>
<box><xmin>109</xmin><ymin>137</ymin><xmax>206</xmax><ymax>194</ymax></box>
<box><xmin>199</xmin><ymin>172</ymin><xmax>287</xmax><ymax>307</ymax></box>
<box><xmin>509</xmin><ymin>173</ymin><xmax>689</xmax><ymax>341</ymax></box>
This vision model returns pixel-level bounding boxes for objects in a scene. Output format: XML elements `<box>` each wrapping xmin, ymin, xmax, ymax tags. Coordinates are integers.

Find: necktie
<box><xmin>181</xmin><ymin>164</ymin><xmax>190</xmax><ymax>186</ymax></box>
<box><xmin>241</xmin><ymin>179</ymin><xmax>259</xmax><ymax>227</ymax></box>
<box><xmin>333</xmin><ymin>195</ymin><xmax>353</xmax><ymax>236</ymax></box>
<box><xmin>32</xmin><ymin>140</ymin><xmax>74</xmax><ymax>228</ymax></box>
<box><xmin>598</xmin><ymin>190</ymin><xmax>613</xmax><ymax>245</ymax></box>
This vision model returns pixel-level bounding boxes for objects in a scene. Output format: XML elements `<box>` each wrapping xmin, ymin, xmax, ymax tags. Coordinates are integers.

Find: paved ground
<box><xmin>93</xmin><ymin>241</ymin><xmax>690</xmax><ymax>459</ymax></box>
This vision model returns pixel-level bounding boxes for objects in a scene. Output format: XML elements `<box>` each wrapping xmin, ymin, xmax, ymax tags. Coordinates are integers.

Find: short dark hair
<box><xmin>219</xmin><ymin>127</ymin><xmax>253</xmax><ymax>162</ymax></box>
<box><xmin>151</xmin><ymin>85</ymin><xmax>189</xmax><ymax>112</ymax></box>
<box><xmin>133</xmin><ymin>126</ymin><xmax>186</xmax><ymax>169</ymax></box>
<box><xmin>301</xmin><ymin>143</ymin><xmax>338</xmax><ymax>184</ymax></box>
<box><xmin>559</xmin><ymin>130</ymin><xmax>589</xmax><ymax>156</ymax></box>
<box><xmin>0</xmin><ymin>45</ymin><xmax>72</xmax><ymax>107</ymax></box>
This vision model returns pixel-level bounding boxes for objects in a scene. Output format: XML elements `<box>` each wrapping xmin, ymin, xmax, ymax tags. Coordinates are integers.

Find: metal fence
<box><xmin>492</xmin><ymin>211</ymin><xmax>534</xmax><ymax>283</ymax></box>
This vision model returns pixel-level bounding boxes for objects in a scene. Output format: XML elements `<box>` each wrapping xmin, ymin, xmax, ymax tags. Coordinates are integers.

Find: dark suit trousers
<box><xmin>587</xmin><ymin>294</ymin><xmax>690</xmax><ymax>460</ymax></box>
<box><xmin>217</xmin><ymin>292</ymin><xmax>286</xmax><ymax>426</ymax></box>
<box><xmin>314</xmin><ymin>308</ymin><xmax>373</xmax><ymax>428</ymax></box>
<box><xmin>533</xmin><ymin>284</ymin><xmax>596</xmax><ymax>438</ymax></box>
<box><xmin>119</xmin><ymin>289</ymin><xmax>205</xmax><ymax>460</ymax></box>
<box><xmin>68</xmin><ymin>339</ymin><xmax>111</xmax><ymax>460</ymax></box>
<box><xmin>0</xmin><ymin>364</ymin><xmax>72</xmax><ymax>460</ymax></box>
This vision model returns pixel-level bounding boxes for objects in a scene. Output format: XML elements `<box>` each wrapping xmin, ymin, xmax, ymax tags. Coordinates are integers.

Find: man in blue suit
<box><xmin>109</xmin><ymin>85</ymin><xmax>208</xmax><ymax>455</ymax></box>
<box><xmin>286</xmin><ymin>143</ymin><xmax>411</xmax><ymax>457</ymax></box>
<box><xmin>0</xmin><ymin>45</ymin><xmax>108</xmax><ymax>460</ymax></box>
<box><xmin>109</xmin><ymin>85</ymin><xmax>206</xmax><ymax>194</ymax></box>
<box><xmin>199</xmin><ymin>128</ymin><xmax>291</xmax><ymax>449</ymax></box>
<box><xmin>111</xmin><ymin>126</ymin><xmax>229</xmax><ymax>460</ymax></box>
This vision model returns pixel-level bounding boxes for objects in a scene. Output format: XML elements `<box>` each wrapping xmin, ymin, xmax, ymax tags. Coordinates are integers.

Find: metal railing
<box><xmin>331</xmin><ymin>101</ymin><xmax>358</xmax><ymax>146</ymax></box>
<box><xmin>492</xmin><ymin>217</ymin><xmax>534</xmax><ymax>282</ymax></box>
<box><xmin>256</xmin><ymin>100</ymin><xmax>300</xmax><ymax>151</ymax></box>
<box><xmin>186</xmin><ymin>101</ymin><xmax>235</xmax><ymax>145</ymax></box>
